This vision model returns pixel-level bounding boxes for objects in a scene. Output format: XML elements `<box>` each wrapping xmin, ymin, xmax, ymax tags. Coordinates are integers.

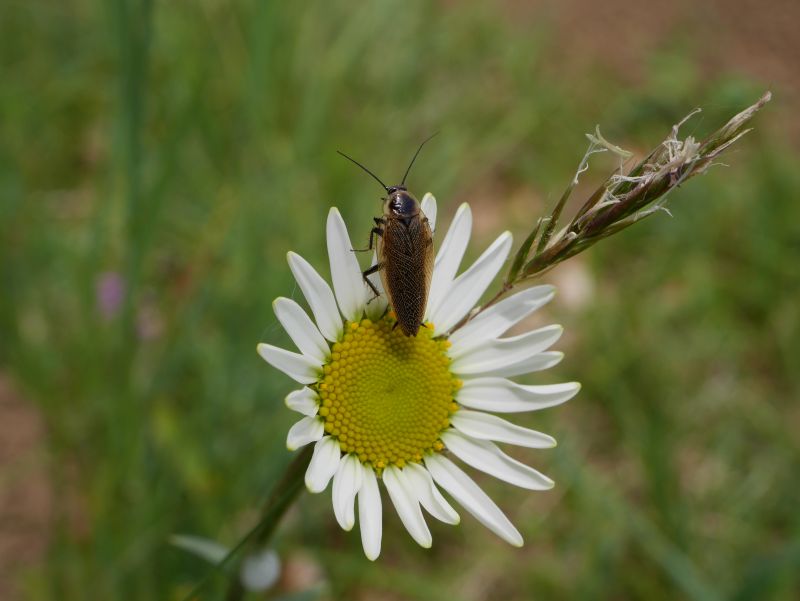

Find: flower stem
<box><xmin>251</xmin><ymin>445</ymin><xmax>313</xmax><ymax>547</ymax></box>
<box><xmin>190</xmin><ymin>446</ymin><xmax>312</xmax><ymax>601</ymax></box>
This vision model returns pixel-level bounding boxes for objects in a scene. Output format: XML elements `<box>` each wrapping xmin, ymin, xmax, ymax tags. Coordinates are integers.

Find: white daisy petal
<box><xmin>431</xmin><ymin>231</ymin><xmax>514</xmax><ymax>334</ymax></box>
<box><xmin>285</xmin><ymin>387</ymin><xmax>319</xmax><ymax>417</ymax></box>
<box><xmin>424</xmin><ymin>453</ymin><xmax>523</xmax><ymax>547</ymax></box>
<box><xmin>441</xmin><ymin>430</ymin><xmax>554</xmax><ymax>490</ymax></box>
<box><xmin>286</xmin><ymin>416</ymin><xmax>324</xmax><ymax>451</ymax></box>
<box><xmin>327</xmin><ymin>208</ymin><xmax>368</xmax><ymax>322</ymax></box>
<box><xmin>404</xmin><ymin>462</ymin><xmax>460</xmax><ymax>525</ymax></box>
<box><xmin>332</xmin><ymin>454</ymin><xmax>363</xmax><ymax>531</ymax></box>
<box><xmin>305</xmin><ymin>436</ymin><xmax>341</xmax><ymax>493</ymax></box>
<box><xmin>357</xmin><ymin>465</ymin><xmax>382</xmax><ymax>561</ymax></box>
<box><xmin>257</xmin><ymin>343</ymin><xmax>321</xmax><ymax>384</ymax></box>
<box><xmin>382</xmin><ymin>466</ymin><xmax>432</xmax><ymax>548</ymax></box>
<box><xmin>448</xmin><ymin>285</ymin><xmax>556</xmax><ymax>357</ymax></box>
<box><xmin>450</xmin><ymin>325</ymin><xmax>564</xmax><ymax>373</ymax></box>
<box><xmin>451</xmin><ymin>410</ymin><xmax>556</xmax><ymax>448</ymax></box>
<box><xmin>420</xmin><ymin>193</ymin><xmax>437</xmax><ymax>233</ymax></box>
<box><xmin>364</xmin><ymin>251</ymin><xmax>388</xmax><ymax>322</ymax></box>
<box><xmin>457</xmin><ymin>378</ymin><xmax>580</xmax><ymax>413</ymax></box>
<box><xmin>273</xmin><ymin>297</ymin><xmax>329</xmax><ymax>364</ymax></box>
<box><xmin>287</xmin><ymin>252</ymin><xmax>343</xmax><ymax>342</ymax></box>
<box><xmin>426</xmin><ymin>203</ymin><xmax>472</xmax><ymax>321</ymax></box>
<box><xmin>454</xmin><ymin>351</ymin><xmax>563</xmax><ymax>378</ymax></box>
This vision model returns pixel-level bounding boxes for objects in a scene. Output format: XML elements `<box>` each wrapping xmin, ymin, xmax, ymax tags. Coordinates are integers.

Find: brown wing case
<box><xmin>378</xmin><ymin>212</ymin><xmax>434</xmax><ymax>336</ymax></box>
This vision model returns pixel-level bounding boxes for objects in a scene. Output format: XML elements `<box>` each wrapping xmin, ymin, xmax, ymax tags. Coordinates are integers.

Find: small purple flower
<box><xmin>96</xmin><ymin>272</ymin><xmax>126</xmax><ymax>320</ymax></box>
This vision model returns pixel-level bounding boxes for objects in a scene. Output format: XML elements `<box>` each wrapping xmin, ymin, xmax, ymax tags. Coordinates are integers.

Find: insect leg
<box><xmin>368</xmin><ymin>227</ymin><xmax>383</xmax><ymax>250</ymax></box>
<box><xmin>361</xmin><ymin>262</ymin><xmax>383</xmax><ymax>300</ymax></box>
<box><xmin>351</xmin><ymin>227</ymin><xmax>383</xmax><ymax>252</ymax></box>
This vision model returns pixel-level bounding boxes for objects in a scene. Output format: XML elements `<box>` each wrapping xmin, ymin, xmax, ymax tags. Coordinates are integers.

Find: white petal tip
<box><xmin>539</xmin><ymin>433</ymin><xmax>558</xmax><ymax>448</ymax></box>
<box><xmin>286</xmin><ymin>443</ymin><xmax>298</xmax><ymax>451</ymax></box>
<box><xmin>510</xmin><ymin>537</ymin><xmax>524</xmax><ymax>548</ymax></box>
<box><xmin>538</xmin><ymin>475</ymin><xmax>556</xmax><ymax>489</ymax></box>
<box><xmin>365</xmin><ymin>552</ymin><xmax>379</xmax><ymax>561</ymax></box>
<box><xmin>562</xmin><ymin>382</ymin><xmax>582</xmax><ymax>403</ymax></box>
<box><xmin>305</xmin><ymin>474</ymin><xmax>330</xmax><ymax>494</ymax></box>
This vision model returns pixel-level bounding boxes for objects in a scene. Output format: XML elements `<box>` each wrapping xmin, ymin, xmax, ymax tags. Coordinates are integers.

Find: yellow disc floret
<box><xmin>316</xmin><ymin>316</ymin><xmax>459</xmax><ymax>470</ymax></box>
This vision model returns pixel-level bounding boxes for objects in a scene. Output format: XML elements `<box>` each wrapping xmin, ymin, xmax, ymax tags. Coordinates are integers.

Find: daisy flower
<box><xmin>257</xmin><ymin>194</ymin><xmax>579</xmax><ymax>560</ymax></box>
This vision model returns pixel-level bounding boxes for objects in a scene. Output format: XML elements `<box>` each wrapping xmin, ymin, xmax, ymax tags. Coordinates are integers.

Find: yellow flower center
<box><xmin>316</xmin><ymin>316</ymin><xmax>460</xmax><ymax>470</ymax></box>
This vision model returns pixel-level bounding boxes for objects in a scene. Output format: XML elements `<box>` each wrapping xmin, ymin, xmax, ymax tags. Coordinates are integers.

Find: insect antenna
<box><xmin>337</xmin><ymin>150</ymin><xmax>389</xmax><ymax>192</ymax></box>
<box><xmin>401</xmin><ymin>132</ymin><xmax>439</xmax><ymax>187</ymax></box>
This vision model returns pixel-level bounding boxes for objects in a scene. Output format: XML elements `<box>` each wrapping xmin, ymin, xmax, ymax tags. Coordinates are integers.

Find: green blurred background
<box><xmin>1</xmin><ymin>1</ymin><xmax>798</xmax><ymax>599</ymax></box>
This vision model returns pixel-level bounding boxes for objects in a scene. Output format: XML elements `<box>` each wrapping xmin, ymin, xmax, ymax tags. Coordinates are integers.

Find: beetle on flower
<box><xmin>258</xmin><ymin>195</ymin><xmax>579</xmax><ymax>560</ymax></box>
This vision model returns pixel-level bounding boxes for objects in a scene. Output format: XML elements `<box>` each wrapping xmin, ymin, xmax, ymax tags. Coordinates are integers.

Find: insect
<box><xmin>337</xmin><ymin>135</ymin><xmax>437</xmax><ymax>337</ymax></box>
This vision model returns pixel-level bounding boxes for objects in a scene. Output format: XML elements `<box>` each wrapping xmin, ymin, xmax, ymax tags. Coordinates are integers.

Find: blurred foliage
<box><xmin>1</xmin><ymin>0</ymin><xmax>798</xmax><ymax>600</ymax></box>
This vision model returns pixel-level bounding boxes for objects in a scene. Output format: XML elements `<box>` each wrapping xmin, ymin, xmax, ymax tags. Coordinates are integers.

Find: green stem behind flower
<box><xmin>183</xmin><ymin>446</ymin><xmax>312</xmax><ymax>601</ymax></box>
<box><xmin>251</xmin><ymin>445</ymin><xmax>314</xmax><ymax>547</ymax></box>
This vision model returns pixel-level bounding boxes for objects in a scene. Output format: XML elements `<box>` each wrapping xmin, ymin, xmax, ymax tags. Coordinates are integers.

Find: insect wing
<box><xmin>379</xmin><ymin>213</ymin><xmax>434</xmax><ymax>335</ymax></box>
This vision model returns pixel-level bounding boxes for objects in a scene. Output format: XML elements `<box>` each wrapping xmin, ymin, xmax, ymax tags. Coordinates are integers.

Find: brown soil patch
<box><xmin>505</xmin><ymin>0</ymin><xmax>799</xmax><ymax>141</ymax></box>
<box><xmin>0</xmin><ymin>375</ymin><xmax>52</xmax><ymax>601</ymax></box>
